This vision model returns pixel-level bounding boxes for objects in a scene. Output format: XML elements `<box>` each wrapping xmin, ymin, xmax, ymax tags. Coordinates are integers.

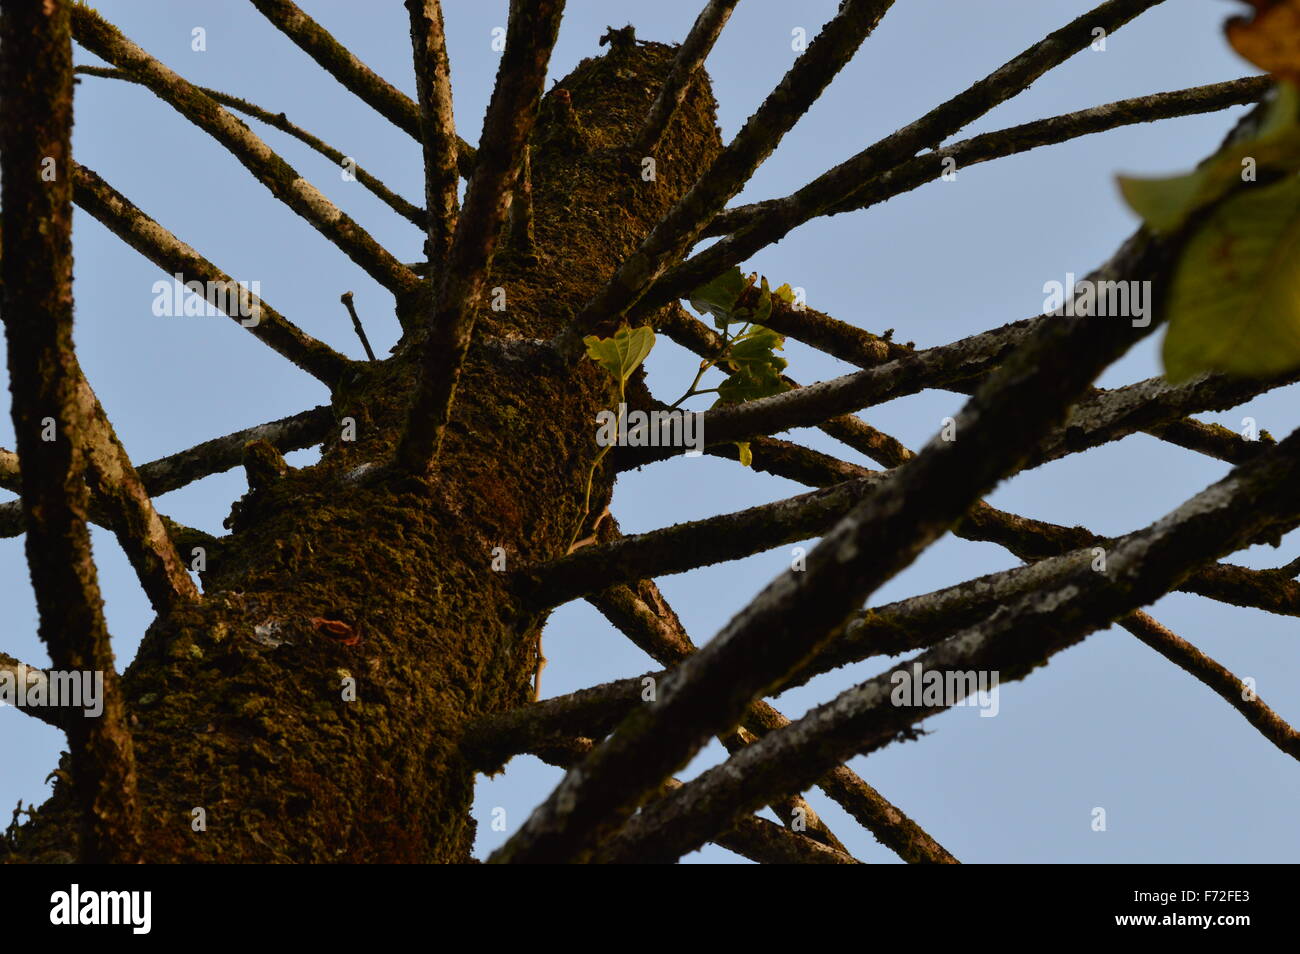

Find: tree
<box><xmin>2</xmin><ymin>0</ymin><xmax>1298</xmax><ymax>864</ymax></box>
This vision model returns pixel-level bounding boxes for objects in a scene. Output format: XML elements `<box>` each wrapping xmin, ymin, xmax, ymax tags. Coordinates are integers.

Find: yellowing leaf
<box><xmin>1162</xmin><ymin>172</ymin><xmax>1300</xmax><ymax>381</ymax></box>
<box><xmin>582</xmin><ymin>325</ymin><xmax>655</xmax><ymax>386</ymax></box>
<box><xmin>735</xmin><ymin>441</ymin><xmax>753</xmax><ymax>468</ymax></box>
<box><xmin>1227</xmin><ymin>0</ymin><xmax>1300</xmax><ymax>81</ymax></box>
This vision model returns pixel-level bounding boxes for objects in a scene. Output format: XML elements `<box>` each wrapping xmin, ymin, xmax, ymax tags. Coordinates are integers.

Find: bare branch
<box><xmin>1</xmin><ymin>404</ymin><xmax>329</xmax><ymax>516</ymax></box>
<box><xmin>0</xmin><ymin>0</ymin><xmax>140</xmax><ymax>862</ymax></box>
<box><xmin>74</xmin><ymin>65</ymin><xmax>426</xmax><ymax>226</ymax></box>
<box><xmin>398</xmin><ymin>0</ymin><xmax>566</xmax><ymax>473</ymax></box>
<box><xmin>710</xmin><ymin>806</ymin><xmax>861</xmax><ymax>864</ymax></box>
<box><xmin>533</xmin><ymin>737</ymin><xmax>861</xmax><ymax>863</ymax></box>
<box><xmin>0</xmin><ymin>653</ymin><xmax>69</xmax><ymax>729</ymax></box>
<box><xmin>247</xmin><ymin>0</ymin><xmax>477</xmax><ymax>177</ymax></box>
<box><xmin>586</xmin><ymin>578</ymin><xmax>955</xmax><ymax>862</ymax></box>
<box><xmin>714</xmin><ymin>427</ymin><xmax>1300</xmax><ymax>639</ymax></box>
<box><xmin>555</xmin><ymin>0</ymin><xmax>896</xmax><ymax>355</ymax></box>
<box><xmin>707</xmin><ymin>75</ymin><xmax>1270</xmax><ymax>237</ymax></box>
<box><xmin>601</xmin><ymin>427</ymin><xmax>1300</xmax><ymax>861</ymax></box>
<box><xmin>72</xmin><ymin>370</ymin><xmax>200</xmax><ymax>613</ymax></box>
<box><xmin>1025</xmin><ymin>369</ymin><xmax>1293</xmax><ymax>469</ymax></box>
<box><xmin>641</xmin><ymin>295</ymin><xmax>1276</xmax><ymax>470</ymax></box>
<box><xmin>71</xmin><ymin>6</ymin><xmax>422</xmax><ymax>301</ymax></box>
<box><xmin>73</xmin><ymin>164</ymin><xmax>355</xmax><ymax>386</ymax></box>
<box><xmin>516</xmin><ymin>475</ymin><xmax>883</xmax><ymax>607</ymax></box>
<box><xmin>632</xmin><ymin>0</ymin><xmax>742</xmax><ymax>157</ymax></box>
<box><xmin>406</xmin><ymin>0</ymin><xmax>459</xmax><ymax>267</ymax></box>
<box><xmin>646</xmin><ymin>0</ymin><xmax>1168</xmax><ymax>311</ymax></box>
<box><xmin>1121</xmin><ymin>612</ymin><xmax>1300</xmax><ymax>760</ymax></box>
<box><xmin>491</xmin><ymin>226</ymin><xmax>1167</xmax><ymax>863</ymax></box>
<box><xmin>732</xmin><ymin>299</ymin><xmax>1269</xmax><ymax>467</ymax></box>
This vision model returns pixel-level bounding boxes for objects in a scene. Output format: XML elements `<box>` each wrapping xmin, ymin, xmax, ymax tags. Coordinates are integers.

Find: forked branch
<box><xmin>398</xmin><ymin>0</ymin><xmax>566</xmax><ymax>473</ymax></box>
<box><xmin>248</xmin><ymin>0</ymin><xmax>478</xmax><ymax>176</ymax></box>
<box><xmin>0</xmin><ymin>0</ymin><xmax>140</xmax><ymax>863</ymax></box>
<box><xmin>72</xmin><ymin>6</ymin><xmax>421</xmax><ymax>300</ymax></box>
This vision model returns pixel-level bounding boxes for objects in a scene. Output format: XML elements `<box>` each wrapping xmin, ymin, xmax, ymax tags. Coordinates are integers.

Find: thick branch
<box><xmin>601</xmin><ymin>427</ymin><xmax>1300</xmax><ymax>861</ymax></box>
<box><xmin>713</xmin><ymin>429</ymin><xmax>1300</xmax><ymax>647</ymax></box>
<box><xmin>632</xmin><ymin>0</ymin><xmax>741</xmax><ymax>157</ymax></box>
<box><xmin>1025</xmin><ymin>370</ymin><xmax>1291</xmax><ymax>469</ymax></box>
<box><xmin>73</xmin><ymin>164</ymin><xmax>354</xmax><ymax>387</ymax></box>
<box><xmin>494</xmin><ymin>232</ymin><xmax>1166</xmax><ymax>862</ymax></box>
<box><xmin>532</xmin><ymin>737</ymin><xmax>860</xmax><ymax>863</ymax></box>
<box><xmin>0</xmin><ymin>0</ymin><xmax>140</xmax><ymax>863</ymax></box>
<box><xmin>72</xmin><ymin>6</ymin><xmax>421</xmax><ymax>300</ymax></box>
<box><xmin>398</xmin><ymin>0</ymin><xmax>566</xmax><ymax>472</ymax></box>
<box><xmin>585</xmin><ymin>579</ymin><xmax>955</xmax><ymax>863</ymax></box>
<box><xmin>72</xmin><ymin>370</ymin><xmax>199</xmax><ymax>613</ymax></box>
<box><xmin>514</xmin><ymin>474</ymin><xmax>884</xmax><ymax>607</ymax></box>
<box><xmin>647</xmin><ymin>301</ymin><xmax>1272</xmax><ymax>469</ymax></box>
<box><xmin>0</xmin><ymin>406</ymin><xmax>330</xmax><ymax>542</ymax></box>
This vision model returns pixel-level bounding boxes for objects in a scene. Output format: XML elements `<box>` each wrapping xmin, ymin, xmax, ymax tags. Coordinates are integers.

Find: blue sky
<box><xmin>4</xmin><ymin>0</ymin><xmax>1298</xmax><ymax>863</ymax></box>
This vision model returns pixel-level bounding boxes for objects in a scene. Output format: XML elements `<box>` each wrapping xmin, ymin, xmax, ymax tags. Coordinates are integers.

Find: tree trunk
<box><xmin>12</xmin><ymin>39</ymin><xmax>722</xmax><ymax>863</ymax></box>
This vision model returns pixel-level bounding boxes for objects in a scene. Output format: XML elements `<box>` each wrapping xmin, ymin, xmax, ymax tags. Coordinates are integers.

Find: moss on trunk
<box><xmin>10</xmin><ymin>38</ymin><xmax>722</xmax><ymax>863</ymax></box>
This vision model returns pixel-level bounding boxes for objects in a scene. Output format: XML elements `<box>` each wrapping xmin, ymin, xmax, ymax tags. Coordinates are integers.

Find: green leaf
<box><xmin>1162</xmin><ymin>172</ymin><xmax>1300</xmax><ymax>382</ymax></box>
<box><xmin>716</xmin><ymin>361</ymin><xmax>789</xmax><ymax>404</ymax></box>
<box><xmin>582</xmin><ymin>324</ymin><xmax>656</xmax><ymax>386</ymax></box>
<box><xmin>772</xmin><ymin>283</ymin><xmax>795</xmax><ymax>306</ymax></box>
<box><xmin>1120</xmin><ymin>82</ymin><xmax>1300</xmax><ymax>234</ymax></box>
<box><xmin>728</xmin><ymin>325</ymin><xmax>786</xmax><ymax>366</ymax></box>
<box><xmin>688</xmin><ymin>268</ymin><xmax>746</xmax><ymax>328</ymax></box>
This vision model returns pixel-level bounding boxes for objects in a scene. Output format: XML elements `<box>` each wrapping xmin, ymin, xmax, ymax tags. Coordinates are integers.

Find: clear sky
<box><xmin>4</xmin><ymin>0</ymin><xmax>1297</xmax><ymax>863</ymax></box>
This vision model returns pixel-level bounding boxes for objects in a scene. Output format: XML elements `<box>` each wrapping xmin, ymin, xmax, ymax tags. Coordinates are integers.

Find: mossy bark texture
<box><xmin>12</xmin><ymin>41</ymin><xmax>722</xmax><ymax>863</ymax></box>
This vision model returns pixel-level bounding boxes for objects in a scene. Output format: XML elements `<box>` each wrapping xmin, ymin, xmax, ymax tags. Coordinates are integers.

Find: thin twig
<box><xmin>340</xmin><ymin>292</ymin><xmax>378</xmax><ymax>361</ymax></box>
<box><xmin>74</xmin><ymin>65</ymin><xmax>426</xmax><ymax>226</ymax></box>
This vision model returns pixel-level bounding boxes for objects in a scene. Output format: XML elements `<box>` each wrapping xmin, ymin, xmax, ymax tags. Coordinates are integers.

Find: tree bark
<box><xmin>10</xmin><ymin>39</ymin><xmax>722</xmax><ymax>863</ymax></box>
